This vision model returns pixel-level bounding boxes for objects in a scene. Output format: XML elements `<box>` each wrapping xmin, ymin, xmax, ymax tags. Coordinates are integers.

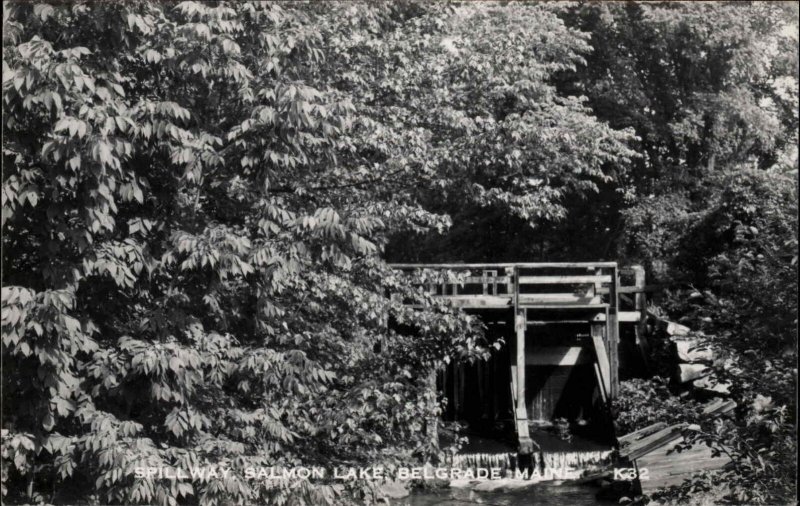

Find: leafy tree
<box><xmin>2</xmin><ymin>3</ymin><xmax>483</xmax><ymax>504</ymax></box>
<box><xmin>377</xmin><ymin>2</ymin><xmax>637</xmax><ymax>262</ymax></box>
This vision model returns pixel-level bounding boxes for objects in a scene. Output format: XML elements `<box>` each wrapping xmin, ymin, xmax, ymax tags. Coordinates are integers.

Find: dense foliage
<box><xmin>2</xmin><ymin>1</ymin><xmax>797</xmax><ymax>505</ymax></box>
<box><xmin>563</xmin><ymin>4</ymin><xmax>797</xmax><ymax>504</ymax></box>
<box><xmin>1</xmin><ymin>3</ymin><xmax>492</xmax><ymax>504</ymax></box>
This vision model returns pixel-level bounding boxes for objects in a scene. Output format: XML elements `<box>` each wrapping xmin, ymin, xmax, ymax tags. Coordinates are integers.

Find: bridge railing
<box><xmin>390</xmin><ymin>262</ymin><xmax>646</xmax><ymax>318</ymax></box>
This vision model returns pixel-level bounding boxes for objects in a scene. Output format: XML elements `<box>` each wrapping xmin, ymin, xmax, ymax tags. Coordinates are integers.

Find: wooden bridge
<box><xmin>391</xmin><ymin>262</ymin><xmax>649</xmax><ymax>453</ymax></box>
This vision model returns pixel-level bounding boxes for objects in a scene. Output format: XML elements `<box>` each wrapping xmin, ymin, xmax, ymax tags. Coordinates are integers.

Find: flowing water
<box><xmin>401</xmin><ymin>430</ymin><xmax>614</xmax><ymax>505</ymax></box>
<box><xmin>450</xmin><ymin>449</ymin><xmax>612</xmax><ymax>478</ymax></box>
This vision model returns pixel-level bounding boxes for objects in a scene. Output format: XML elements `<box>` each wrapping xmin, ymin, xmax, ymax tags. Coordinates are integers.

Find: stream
<box><xmin>399</xmin><ymin>429</ymin><xmax>614</xmax><ymax>505</ymax></box>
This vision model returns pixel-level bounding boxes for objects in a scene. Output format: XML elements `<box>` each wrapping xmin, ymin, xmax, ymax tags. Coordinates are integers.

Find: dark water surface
<box><xmin>400</xmin><ymin>483</ymin><xmax>604</xmax><ymax>505</ymax></box>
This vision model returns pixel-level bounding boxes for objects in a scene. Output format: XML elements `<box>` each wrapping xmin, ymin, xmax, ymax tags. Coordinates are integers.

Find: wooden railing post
<box><xmin>608</xmin><ymin>265</ymin><xmax>620</xmax><ymax>399</ymax></box>
<box><xmin>632</xmin><ymin>265</ymin><xmax>651</xmax><ymax>371</ymax></box>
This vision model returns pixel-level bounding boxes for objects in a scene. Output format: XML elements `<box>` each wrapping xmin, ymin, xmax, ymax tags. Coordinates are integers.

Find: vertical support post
<box><xmin>515</xmin><ymin>308</ymin><xmax>533</xmax><ymax>453</ymax></box>
<box><xmin>608</xmin><ymin>265</ymin><xmax>620</xmax><ymax>398</ymax></box>
<box><xmin>591</xmin><ymin>315</ymin><xmax>612</xmax><ymax>402</ymax></box>
<box><xmin>512</xmin><ymin>266</ymin><xmax>533</xmax><ymax>453</ymax></box>
<box><xmin>632</xmin><ymin>265</ymin><xmax>650</xmax><ymax>371</ymax></box>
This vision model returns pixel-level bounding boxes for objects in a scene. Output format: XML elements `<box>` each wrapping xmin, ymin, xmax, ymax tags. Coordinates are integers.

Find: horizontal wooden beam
<box><xmin>519</xmin><ymin>293</ymin><xmax>601</xmax><ymax>303</ymax></box>
<box><xmin>434</xmin><ymin>294</ymin><xmax>607</xmax><ymax>308</ymax></box>
<box><xmin>442</xmin><ymin>295</ymin><xmax>512</xmax><ymax>308</ymax></box>
<box><xmin>455</xmin><ymin>275</ymin><xmax>618</xmax><ymax>285</ymax></box>
<box><xmin>594</xmin><ymin>311</ymin><xmax>641</xmax><ymax>322</ymax></box>
<box><xmin>518</xmin><ymin>275</ymin><xmax>612</xmax><ymax>284</ymax></box>
<box><xmin>461</xmin><ymin>276</ymin><xmax>511</xmax><ymax>284</ymax></box>
<box><xmin>526</xmin><ymin>320</ymin><xmax>596</xmax><ymax>325</ymax></box>
<box><xmin>521</xmin><ymin>303</ymin><xmax>609</xmax><ymax>310</ymax></box>
<box><xmin>390</xmin><ymin>262</ymin><xmax>619</xmax><ymax>269</ymax></box>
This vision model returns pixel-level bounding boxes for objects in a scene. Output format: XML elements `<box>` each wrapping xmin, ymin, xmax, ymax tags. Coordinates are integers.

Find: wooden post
<box><xmin>632</xmin><ymin>265</ymin><xmax>651</xmax><ymax>371</ymax></box>
<box><xmin>591</xmin><ymin>317</ymin><xmax>612</xmax><ymax>401</ymax></box>
<box><xmin>608</xmin><ymin>265</ymin><xmax>620</xmax><ymax>398</ymax></box>
<box><xmin>515</xmin><ymin>308</ymin><xmax>533</xmax><ymax>453</ymax></box>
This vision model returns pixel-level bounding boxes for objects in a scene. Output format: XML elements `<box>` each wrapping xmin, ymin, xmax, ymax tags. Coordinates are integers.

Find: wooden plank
<box><xmin>623</xmin><ymin>425</ymin><xmax>685</xmax><ymax>457</ymax></box>
<box><xmin>702</xmin><ymin>399</ymin><xmax>737</xmax><ymax>416</ymax></box>
<box><xmin>619</xmin><ymin>422</ymin><xmax>668</xmax><ymax>445</ymax></box>
<box><xmin>462</xmin><ymin>276</ymin><xmax>511</xmax><ymax>284</ymax></box>
<box><xmin>520</xmin><ymin>305</ymin><xmax>610</xmax><ymax>314</ymax></box>
<box><xmin>519</xmin><ymin>296</ymin><xmax>602</xmax><ymax>307</ymax></box>
<box><xmin>526</xmin><ymin>319</ymin><xmax>598</xmax><ymax>325</ymax></box>
<box><xmin>390</xmin><ymin>262</ymin><xmax>620</xmax><ymax>269</ymax></box>
<box><xmin>440</xmin><ymin>295</ymin><xmax>512</xmax><ymax>308</ymax></box>
<box><xmin>637</xmin><ymin>443</ymin><xmax>732</xmax><ymax>492</ymax></box>
<box><xmin>643</xmin><ymin>452</ymin><xmax>729</xmax><ymax>467</ymax></box>
<box><xmin>593</xmin><ymin>362</ymin><xmax>608</xmax><ymax>404</ymax></box>
<box><xmin>526</xmin><ymin>346</ymin><xmax>590</xmax><ymax>366</ymax></box>
<box><xmin>621</xmin><ymin>424</ymin><xmax>687</xmax><ymax>460</ymax></box>
<box><xmin>517</xmin><ymin>275</ymin><xmax>612</xmax><ymax>284</ymax></box>
<box><xmin>521</xmin><ymin>293</ymin><xmax>602</xmax><ymax>301</ymax></box>
<box><xmin>591</xmin><ymin>322</ymin><xmax>612</xmax><ymax>400</ymax></box>
<box><xmin>594</xmin><ymin>311</ymin><xmax>640</xmax><ymax>322</ymax></box>
<box><xmin>519</xmin><ymin>293</ymin><xmax>600</xmax><ymax>302</ymax></box>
